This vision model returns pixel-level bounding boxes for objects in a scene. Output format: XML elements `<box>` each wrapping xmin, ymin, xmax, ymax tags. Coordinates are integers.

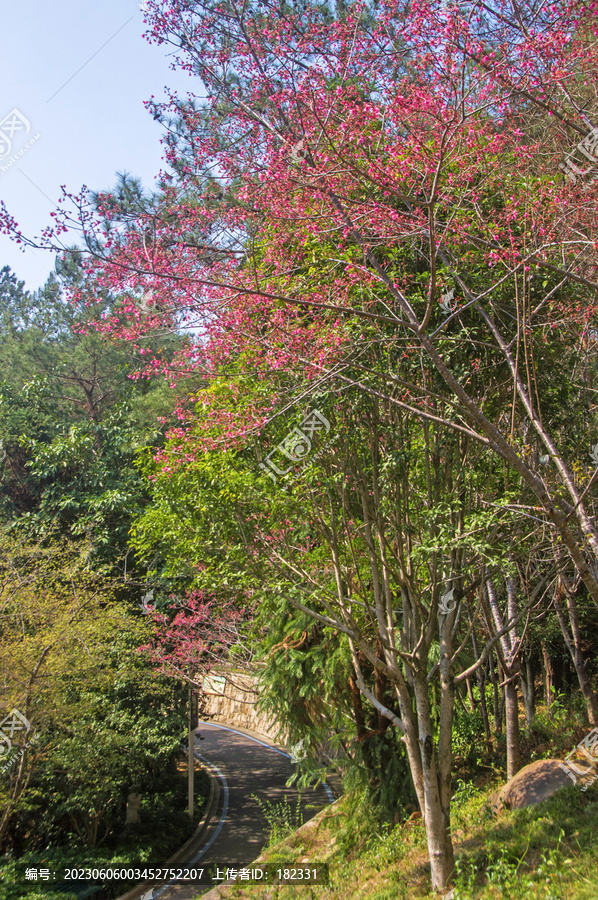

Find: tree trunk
<box><xmin>413</xmin><ymin>673</ymin><xmax>455</xmax><ymax>892</ymax></box>
<box><xmin>466</xmin><ymin>677</ymin><xmax>476</xmax><ymax>713</ymax></box>
<box><xmin>504</xmin><ymin>678</ymin><xmax>521</xmax><ymax>779</ymax></box>
<box><xmin>470</xmin><ymin>611</ymin><xmax>491</xmax><ymax>745</ymax></box>
<box><xmin>478</xmin><ymin>673</ymin><xmax>491</xmax><ymax>746</ymax></box>
<box><xmin>485</xmin><ymin>574</ymin><xmax>522</xmax><ymax>777</ymax></box>
<box><xmin>573</xmin><ymin>655</ymin><xmax>598</xmax><ymax>726</ymax></box>
<box><xmin>553</xmin><ymin>578</ymin><xmax>598</xmax><ymax>726</ymax></box>
<box><xmin>553</xmin><ymin>656</ymin><xmax>564</xmax><ymax>695</ymax></box>
<box><xmin>519</xmin><ymin>651</ymin><xmax>536</xmax><ymax>727</ymax></box>
<box><xmin>541</xmin><ymin>640</ymin><xmax>554</xmax><ymax>709</ymax></box>
<box><xmin>489</xmin><ymin>650</ymin><xmax>502</xmax><ymax>736</ymax></box>
<box><xmin>423</xmin><ymin>786</ymin><xmax>455</xmax><ymax>893</ymax></box>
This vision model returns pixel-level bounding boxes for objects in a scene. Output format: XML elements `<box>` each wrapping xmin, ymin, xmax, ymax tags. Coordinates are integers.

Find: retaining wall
<box><xmin>200</xmin><ymin>671</ymin><xmax>285</xmax><ymax>744</ymax></box>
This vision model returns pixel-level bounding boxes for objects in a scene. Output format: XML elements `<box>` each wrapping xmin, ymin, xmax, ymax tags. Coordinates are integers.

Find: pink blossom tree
<box><xmin>3</xmin><ymin>0</ymin><xmax>598</xmax><ymax>887</ymax></box>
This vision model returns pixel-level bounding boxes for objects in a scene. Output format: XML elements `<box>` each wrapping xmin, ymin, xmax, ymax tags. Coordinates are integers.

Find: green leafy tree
<box><xmin>0</xmin><ymin>534</ymin><xmax>186</xmax><ymax>852</ymax></box>
<box><xmin>0</xmin><ymin>261</ymin><xmax>187</xmax><ymax>576</ymax></box>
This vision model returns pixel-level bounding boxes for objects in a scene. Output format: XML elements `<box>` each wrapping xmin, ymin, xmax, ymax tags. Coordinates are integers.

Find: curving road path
<box><xmin>152</xmin><ymin>722</ymin><xmax>334</xmax><ymax>900</ymax></box>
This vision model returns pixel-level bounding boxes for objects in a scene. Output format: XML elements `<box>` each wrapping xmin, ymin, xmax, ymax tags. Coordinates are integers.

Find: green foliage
<box><xmin>451</xmin><ymin>784</ymin><xmax>598</xmax><ymax>899</ymax></box>
<box><xmin>343</xmin><ymin>729</ymin><xmax>415</xmax><ymax>822</ymax></box>
<box><xmin>0</xmin><ymin>264</ymin><xmax>183</xmax><ymax>576</ymax></box>
<box><xmin>0</xmin><ymin>536</ymin><xmax>188</xmax><ymax>855</ymax></box>
<box><xmin>0</xmin><ymin>766</ymin><xmax>208</xmax><ymax>899</ymax></box>
<box><xmin>527</xmin><ymin>694</ymin><xmax>590</xmax><ymax>760</ymax></box>
<box><xmin>18</xmin><ymin>405</ymin><xmax>155</xmax><ymax>573</ymax></box>
<box><xmin>20</xmin><ymin>648</ymin><xmax>186</xmax><ymax>851</ymax></box>
<box><xmin>451</xmin><ymin>779</ymin><xmax>484</xmax><ymax>812</ymax></box>
<box><xmin>250</xmin><ymin>793</ymin><xmax>304</xmax><ymax>847</ymax></box>
<box><xmin>452</xmin><ymin>708</ymin><xmax>486</xmax><ymax>767</ymax></box>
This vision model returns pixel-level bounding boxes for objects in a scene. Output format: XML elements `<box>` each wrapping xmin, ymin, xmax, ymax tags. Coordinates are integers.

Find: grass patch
<box><xmin>203</xmin><ymin>776</ymin><xmax>598</xmax><ymax>900</ymax></box>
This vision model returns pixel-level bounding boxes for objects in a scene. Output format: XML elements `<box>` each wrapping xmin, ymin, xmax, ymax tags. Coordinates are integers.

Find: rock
<box><xmin>492</xmin><ymin>759</ymin><xmax>595</xmax><ymax>812</ymax></box>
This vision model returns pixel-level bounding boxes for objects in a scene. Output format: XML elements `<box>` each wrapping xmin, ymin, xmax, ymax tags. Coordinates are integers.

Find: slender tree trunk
<box><xmin>466</xmin><ymin>677</ymin><xmax>476</xmax><ymax>713</ymax></box>
<box><xmin>504</xmin><ymin>678</ymin><xmax>521</xmax><ymax>779</ymax></box>
<box><xmin>485</xmin><ymin>574</ymin><xmax>522</xmax><ymax>778</ymax></box>
<box><xmin>349</xmin><ymin>671</ymin><xmax>368</xmax><ymax>735</ymax></box>
<box><xmin>573</xmin><ymin>656</ymin><xmax>598</xmax><ymax>726</ymax></box>
<box><xmin>470</xmin><ymin>611</ymin><xmax>491</xmax><ymax>745</ymax></box>
<box><xmin>498</xmin><ymin>683</ymin><xmax>506</xmax><ymax>735</ymax></box>
<box><xmin>353</xmin><ymin>634</ymin><xmax>456</xmax><ymax>892</ymax></box>
<box><xmin>519</xmin><ymin>652</ymin><xmax>536</xmax><ymax>727</ymax></box>
<box><xmin>478</xmin><ymin>674</ymin><xmax>491</xmax><ymax>746</ymax></box>
<box><xmin>489</xmin><ymin>650</ymin><xmax>502</xmax><ymax>736</ymax></box>
<box><xmin>541</xmin><ymin>640</ymin><xmax>554</xmax><ymax>710</ymax></box>
<box><xmin>414</xmin><ymin>672</ymin><xmax>455</xmax><ymax>892</ymax></box>
<box><xmin>553</xmin><ymin>578</ymin><xmax>598</xmax><ymax>726</ymax></box>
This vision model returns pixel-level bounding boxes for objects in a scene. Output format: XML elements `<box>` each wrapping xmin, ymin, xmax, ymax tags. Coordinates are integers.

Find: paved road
<box><xmin>152</xmin><ymin>722</ymin><xmax>333</xmax><ymax>900</ymax></box>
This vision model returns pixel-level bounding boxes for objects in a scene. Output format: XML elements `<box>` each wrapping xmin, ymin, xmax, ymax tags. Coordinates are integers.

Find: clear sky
<box><xmin>1</xmin><ymin>1</ymin><xmax>199</xmax><ymax>291</ymax></box>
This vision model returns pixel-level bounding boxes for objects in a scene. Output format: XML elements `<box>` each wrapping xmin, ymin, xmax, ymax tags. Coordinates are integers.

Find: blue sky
<box><xmin>1</xmin><ymin>1</ymin><xmax>198</xmax><ymax>291</ymax></box>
